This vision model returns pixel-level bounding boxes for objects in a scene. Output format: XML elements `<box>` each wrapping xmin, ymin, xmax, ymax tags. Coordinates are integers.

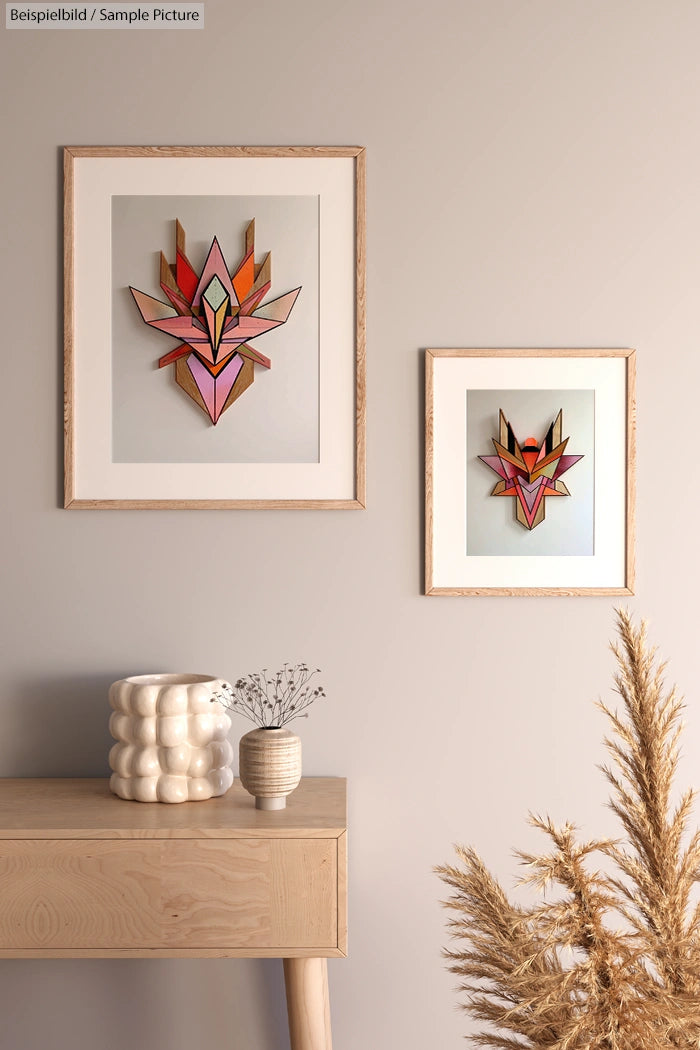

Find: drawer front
<box><xmin>0</xmin><ymin>839</ymin><xmax>337</xmax><ymax>951</ymax></box>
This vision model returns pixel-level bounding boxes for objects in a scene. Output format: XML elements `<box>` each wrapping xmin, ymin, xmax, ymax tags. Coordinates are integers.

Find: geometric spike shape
<box><xmin>245</xmin><ymin>218</ymin><xmax>255</xmax><ymax>257</ymax></box>
<box><xmin>232</xmin><ymin>247</ymin><xmax>255</xmax><ymax>305</ymax></box>
<box><xmin>514</xmin><ymin>476</ymin><xmax>547</xmax><ymax>528</ymax></box>
<box><xmin>252</xmin><ymin>286</ymin><xmax>301</xmax><ymax>324</ymax></box>
<box><xmin>531</xmin><ymin>438</ymin><xmax>569</xmax><ymax>475</ymax></box>
<box><xmin>225</xmin><ymin>315</ymin><xmax>283</xmax><ymax>341</ymax></box>
<box><xmin>160</xmin><ymin>252</ymin><xmax>192</xmax><ymax>316</ymax></box>
<box><xmin>161</xmin><ymin>282</ymin><xmax>193</xmax><ymax>317</ymax></box>
<box><xmin>158</xmin><ymin>343</ymin><xmax>192</xmax><ymax>369</ymax></box>
<box><xmin>499</xmin><ymin>408</ymin><xmax>509</xmax><ymax>448</ymax></box>
<box><xmin>201</xmin><ymin>274</ymin><xmax>230</xmax><ymax>357</ymax></box>
<box><xmin>535</xmin><ymin>419</ymin><xmax>554</xmax><ymax>463</ymax></box>
<box><xmin>492</xmin><ymin>439</ymin><xmax>526</xmax><ymax>473</ymax></box>
<box><xmin>242</xmin><ymin>252</ymin><xmax>271</xmax><ymax>314</ymax></box>
<box><xmin>175</xmin><ymin>220</ymin><xmax>199</xmax><ymax>302</ymax></box>
<box><xmin>478</xmin><ymin>455</ymin><xmax>509</xmax><ymax>481</ymax></box>
<box><xmin>175</xmin><ymin>353</ymin><xmax>209</xmax><ymax>419</ymax></box>
<box><xmin>144</xmin><ymin>314</ymin><xmax>212</xmax><ymax>354</ymax></box>
<box><xmin>239</xmin><ymin>282</ymin><xmax>271</xmax><ymax>316</ymax></box>
<box><xmin>130</xmin><ymin>287</ymin><xmax>178</xmax><ymax>324</ymax></box>
<box><xmin>186</xmin><ymin>352</ymin><xmax>244</xmax><ymax>424</ymax></box>
<box><xmin>530</xmin><ymin>457</ymin><xmax>559</xmax><ymax>481</ymax></box>
<box><xmin>235</xmin><ymin>342</ymin><xmax>272</xmax><ymax>370</ymax></box>
<box><xmin>187</xmin><ymin>353</ymin><xmax>217</xmax><ymax>422</ymax></box>
<box><xmin>192</xmin><ymin>237</ymin><xmax>238</xmax><ymax>310</ymax></box>
<box><xmin>553</xmin><ymin>454</ymin><xmax>584</xmax><ymax>481</ymax></box>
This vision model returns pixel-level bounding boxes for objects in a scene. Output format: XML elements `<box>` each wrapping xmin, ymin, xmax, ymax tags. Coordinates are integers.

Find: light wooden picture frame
<box><xmin>64</xmin><ymin>146</ymin><xmax>366</xmax><ymax>509</ymax></box>
<box><xmin>425</xmin><ymin>349</ymin><xmax>636</xmax><ymax>596</ymax></box>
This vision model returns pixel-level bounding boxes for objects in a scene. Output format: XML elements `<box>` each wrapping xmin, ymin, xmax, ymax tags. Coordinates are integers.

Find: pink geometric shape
<box><xmin>223</xmin><ymin>315</ymin><xmax>280</xmax><ymax>340</ymax></box>
<box><xmin>239</xmin><ymin>283</ymin><xmax>271</xmax><ymax>315</ymax></box>
<box><xmin>499</xmin><ymin>455</ymin><xmax>521</xmax><ymax>480</ymax></box>
<box><xmin>515</xmin><ymin>478</ymin><xmax>546</xmax><ymax>527</ymax></box>
<box><xmin>518</xmin><ymin>478</ymin><xmax>544</xmax><ymax>513</ymax></box>
<box><xmin>252</xmin><ymin>287</ymin><xmax>301</xmax><ymax>323</ymax></box>
<box><xmin>553</xmin><ymin>454</ymin><xmax>584</xmax><ymax>480</ymax></box>
<box><xmin>187</xmin><ymin>353</ymin><xmax>243</xmax><ymax>424</ymax></box>
<box><xmin>191</xmin><ymin>238</ymin><xmax>237</xmax><ymax>309</ymax></box>
<box><xmin>479</xmin><ymin>455</ymin><xmax>508</xmax><ymax>480</ymax></box>
<box><xmin>146</xmin><ymin>315</ymin><xmax>207</xmax><ymax>339</ymax></box>
<box><xmin>187</xmin><ymin>354</ymin><xmax>216</xmax><ymax>421</ymax></box>
<box><xmin>130</xmin><ymin>288</ymin><xmax>178</xmax><ymax>323</ymax></box>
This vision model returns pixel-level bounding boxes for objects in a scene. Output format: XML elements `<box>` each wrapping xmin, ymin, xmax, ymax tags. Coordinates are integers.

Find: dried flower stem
<box><xmin>213</xmin><ymin>663</ymin><xmax>326</xmax><ymax>728</ymax></box>
<box><xmin>436</xmin><ymin>611</ymin><xmax>700</xmax><ymax>1049</ymax></box>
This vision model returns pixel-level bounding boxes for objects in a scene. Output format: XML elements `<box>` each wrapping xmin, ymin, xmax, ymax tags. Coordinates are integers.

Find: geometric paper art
<box><xmin>479</xmin><ymin>408</ymin><xmax>584</xmax><ymax>530</ymax></box>
<box><xmin>130</xmin><ymin>219</ymin><xmax>301</xmax><ymax>424</ymax></box>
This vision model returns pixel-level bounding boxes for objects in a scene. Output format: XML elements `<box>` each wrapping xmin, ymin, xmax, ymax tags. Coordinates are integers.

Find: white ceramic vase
<box><xmin>108</xmin><ymin>673</ymin><xmax>234</xmax><ymax>803</ymax></box>
<box><xmin>238</xmin><ymin>727</ymin><xmax>302</xmax><ymax>810</ymax></box>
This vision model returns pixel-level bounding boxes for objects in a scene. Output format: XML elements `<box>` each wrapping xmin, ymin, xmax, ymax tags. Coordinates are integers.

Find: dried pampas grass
<box><xmin>436</xmin><ymin>611</ymin><xmax>700</xmax><ymax>1049</ymax></box>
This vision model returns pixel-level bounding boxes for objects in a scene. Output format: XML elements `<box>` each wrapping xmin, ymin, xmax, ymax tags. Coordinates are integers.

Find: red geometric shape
<box><xmin>158</xmin><ymin>344</ymin><xmax>191</xmax><ymax>368</ymax></box>
<box><xmin>176</xmin><ymin>249</ymin><xmax>198</xmax><ymax>303</ymax></box>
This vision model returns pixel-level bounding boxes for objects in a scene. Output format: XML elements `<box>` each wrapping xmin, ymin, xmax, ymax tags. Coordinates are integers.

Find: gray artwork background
<box><xmin>466</xmin><ymin>389</ymin><xmax>595</xmax><ymax>556</ymax></box>
<box><xmin>111</xmin><ymin>195</ymin><xmax>319</xmax><ymax>463</ymax></box>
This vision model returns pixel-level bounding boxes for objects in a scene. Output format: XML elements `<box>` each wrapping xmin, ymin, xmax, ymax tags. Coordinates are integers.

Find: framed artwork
<box><xmin>64</xmin><ymin>146</ymin><xmax>366</xmax><ymax>509</ymax></box>
<box><xmin>425</xmin><ymin>349</ymin><xmax>636</xmax><ymax>596</ymax></box>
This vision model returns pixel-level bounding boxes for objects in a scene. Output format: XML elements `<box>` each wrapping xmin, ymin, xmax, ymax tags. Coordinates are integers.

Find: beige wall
<box><xmin>2</xmin><ymin>1</ymin><xmax>700</xmax><ymax>1046</ymax></box>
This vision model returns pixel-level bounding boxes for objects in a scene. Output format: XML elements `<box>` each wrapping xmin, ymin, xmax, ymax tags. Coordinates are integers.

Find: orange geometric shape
<box><xmin>232</xmin><ymin>249</ymin><xmax>255</xmax><ymax>304</ymax></box>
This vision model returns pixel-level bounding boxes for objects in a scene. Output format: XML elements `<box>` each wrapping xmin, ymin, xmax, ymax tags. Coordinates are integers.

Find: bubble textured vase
<box><xmin>108</xmin><ymin>673</ymin><xmax>234</xmax><ymax>803</ymax></box>
<box><xmin>238</xmin><ymin>727</ymin><xmax>302</xmax><ymax>810</ymax></box>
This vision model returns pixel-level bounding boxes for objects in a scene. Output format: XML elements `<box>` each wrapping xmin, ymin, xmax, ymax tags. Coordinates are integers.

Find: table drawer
<box><xmin>0</xmin><ymin>838</ymin><xmax>337</xmax><ymax>951</ymax></box>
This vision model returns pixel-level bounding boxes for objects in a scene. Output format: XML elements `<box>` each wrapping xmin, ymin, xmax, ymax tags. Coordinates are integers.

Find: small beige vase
<box><xmin>238</xmin><ymin>727</ymin><xmax>302</xmax><ymax>810</ymax></box>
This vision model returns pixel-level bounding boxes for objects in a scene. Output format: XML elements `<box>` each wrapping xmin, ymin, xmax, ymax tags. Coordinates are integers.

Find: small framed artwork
<box><xmin>64</xmin><ymin>146</ymin><xmax>366</xmax><ymax>509</ymax></box>
<box><xmin>425</xmin><ymin>349</ymin><xmax>636</xmax><ymax>596</ymax></box>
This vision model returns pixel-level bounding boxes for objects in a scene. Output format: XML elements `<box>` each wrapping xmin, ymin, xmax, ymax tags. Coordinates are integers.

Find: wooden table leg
<box><xmin>283</xmin><ymin>957</ymin><xmax>332</xmax><ymax>1050</ymax></box>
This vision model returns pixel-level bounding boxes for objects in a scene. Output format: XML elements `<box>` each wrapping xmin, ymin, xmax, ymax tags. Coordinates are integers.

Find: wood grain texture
<box><xmin>0</xmin><ymin>778</ymin><xmax>346</xmax><ymax>839</ymax></box>
<box><xmin>0</xmin><ymin>947</ymin><xmax>347</xmax><ymax>959</ymax></box>
<box><xmin>354</xmin><ymin>147</ymin><xmax>367</xmax><ymax>509</ymax></box>
<box><xmin>424</xmin><ymin>348</ymin><xmax>636</xmax><ymax>596</ymax></box>
<box><xmin>64</xmin><ymin>500</ymin><xmax>364</xmax><ymax>510</ymax></box>
<box><xmin>63</xmin><ymin>148</ymin><xmax>75</xmax><ymax>507</ymax></box>
<box><xmin>0</xmin><ymin>838</ymin><xmax>336</xmax><ymax>951</ymax></box>
<box><xmin>63</xmin><ymin>146</ymin><xmax>366</xmax><ymax>510</ymax></box>
<box><xmin>284</xmin><ymin>957</ymin><xmax>333</xmax><ymax>1050</ymax></box>
<box><xmin>625</xmin><ymin>350</ymin><xmax>637</xmax><ymax>594</ymax></box>
<box><xmin>0</xmin><ymin>778</ymin><xmax>346</xmax><ymax>960</ymax></box>
<box><xmin>424</xmin><ymin>350</ymin><xmax>435</xmax><ymax>595</ymax></box>
<box><xmin>63</xmin><ymin>146</ymin><xmax>364</xmax><ymax>160</ymax></box>
<box><xmin>336</xmin><ymin>831</ymin><xmax>348</xmax><ymax>956</ymax></box>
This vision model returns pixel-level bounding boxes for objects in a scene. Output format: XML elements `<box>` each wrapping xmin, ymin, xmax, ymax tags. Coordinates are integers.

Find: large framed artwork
<box><xmin>64</xmin><ymin>146</ymin><xmax>366</xmax><ymax>509</ymax></box>
<box><xmin>425</xmin><ymin>349</ymin><xmax>636</xmax><ymax>596</ymax></box>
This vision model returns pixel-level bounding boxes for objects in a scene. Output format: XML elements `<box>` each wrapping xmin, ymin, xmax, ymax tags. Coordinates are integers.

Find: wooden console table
<box><xmin>0</xmin><ymin>777</ymin><xmax>346</xmax><ymax>1050</ymax></box>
